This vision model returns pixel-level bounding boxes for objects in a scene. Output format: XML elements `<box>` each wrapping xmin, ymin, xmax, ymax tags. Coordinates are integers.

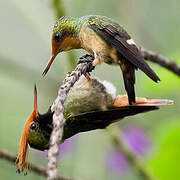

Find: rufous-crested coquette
<box><xmin>42</xmin><ymin>15</ymin><xmax>160</xmax><ymax>105</ymax></box>
<box><xmin>16</xmin><ymin>76</ymin><xmax>172</xmax><ymax>173</ymax></box>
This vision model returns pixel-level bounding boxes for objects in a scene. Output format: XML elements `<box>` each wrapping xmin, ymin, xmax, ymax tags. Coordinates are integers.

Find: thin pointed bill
<box><xmin>42</xmin><ymin>54</ymin><xmax>57</xmax><ymax>77</ymax></box>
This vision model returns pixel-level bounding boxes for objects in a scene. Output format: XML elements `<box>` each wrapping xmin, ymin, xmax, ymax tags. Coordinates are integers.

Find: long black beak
<box><xmin>42</xmin><ymin>54</ymin><xmax>56</xmax><ymax>77</ymax></box>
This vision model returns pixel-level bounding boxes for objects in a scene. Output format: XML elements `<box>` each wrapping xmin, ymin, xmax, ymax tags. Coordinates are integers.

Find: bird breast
<box><xmin>79</xmin><ymin>24</ymin><xmax>119</xmax><ymax>65</ymax></box>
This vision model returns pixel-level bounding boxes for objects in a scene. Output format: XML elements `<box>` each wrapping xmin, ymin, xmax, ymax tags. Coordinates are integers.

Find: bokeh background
<box><xmin>0</xmin><ymin>0</ymin><xmax>180</xmax><ymax>180</ymax></box>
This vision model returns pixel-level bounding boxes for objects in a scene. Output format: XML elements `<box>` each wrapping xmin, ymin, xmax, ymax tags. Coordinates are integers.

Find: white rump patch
<box><xmin>102</xmin><ymin>80</ymin><xmax>116</xmax><ymax>98</ymax></box>
<box><xmin>126</xmin><ymin>39</ymin><xmax>136</xmax><ymax>45</ymax></box>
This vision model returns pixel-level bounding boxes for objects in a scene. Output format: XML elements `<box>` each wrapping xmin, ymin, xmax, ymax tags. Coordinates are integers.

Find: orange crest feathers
<box><xmin>16</xmin><ymin>110</ymin><xmax>36</xmax><ymax>172</ymax></box>
<box><xmin>16</xmin><ymin>85</ymin><xmax>38</xmax><ymax>173</ymax></box>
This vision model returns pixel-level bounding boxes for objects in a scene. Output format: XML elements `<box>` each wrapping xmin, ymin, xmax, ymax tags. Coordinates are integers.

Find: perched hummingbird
<box><xmin>42</xmin><ymin>15</ymin><xmax>160</xmax><ymax>105</ymax></box>
<box><xmin>16</xmin><ymin>76</ymin><xmax>172</xmax><ymax>172</ymax></box>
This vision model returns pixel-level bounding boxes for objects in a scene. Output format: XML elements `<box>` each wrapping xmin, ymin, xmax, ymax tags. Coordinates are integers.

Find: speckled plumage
<box><xmin>53</xmin><ymin>16</ymin><xmax>81</xmax><ymax>38</ymax></box>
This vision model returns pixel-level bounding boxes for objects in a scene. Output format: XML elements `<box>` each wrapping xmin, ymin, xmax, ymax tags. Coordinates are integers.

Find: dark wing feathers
<box><xmin>71</xmin><ymin>106</ymin><xmax>158</xmax><ymax>128</ymax></box>
<box><xmin>89</xmin><ymin>18</ymin><xmax>160</xmax><ymax>82</ymax></box>
<box><xmin>63</xmin><ymin>105</ymin><xmax>157</xmax><ymax>140</ymax></box>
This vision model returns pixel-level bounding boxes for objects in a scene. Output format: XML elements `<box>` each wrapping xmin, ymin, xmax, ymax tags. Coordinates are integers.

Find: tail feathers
<box><xmin>123</xmin><ymin>73</ymin><xmax>135</xmax><ymax>105</ymax></box>
<box><xmin>113</xmin><ymin>95</ymin><xmax>174</xmax><ymax>107</ymax></box>
<box><xmin>138</xmin><ymin>62</ymin><xmax>160</xmax><ymax>83</ymax></box>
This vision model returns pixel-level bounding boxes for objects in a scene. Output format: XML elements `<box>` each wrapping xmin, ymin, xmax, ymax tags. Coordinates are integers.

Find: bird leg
<box><xmin>92</xmin><ymin>52</ymin><xmax>104</xmax><ymax>66</ymax></box>
<box><xmin>92</xmin><ymin>58</ymin><xmax>101</xmax><ymax>66</ymax></box>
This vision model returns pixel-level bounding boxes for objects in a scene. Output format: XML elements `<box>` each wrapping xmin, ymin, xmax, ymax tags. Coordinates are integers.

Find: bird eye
<box><xmin>54</xmin><ymin>32</ymin><xmax>62</xmax><ymax>42</ymax></box>
<box><xmin>30</xmin><ymin>123</ymin><xmax>37</xmax><ymax>130</ymax></box>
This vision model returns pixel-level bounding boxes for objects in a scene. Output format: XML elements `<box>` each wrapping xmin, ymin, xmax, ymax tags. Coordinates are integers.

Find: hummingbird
<box><xmin>42</xmin><ymin>15</ymin><xmax>160</xmax><ymax>105</ymax></box>
<box><xmin>16</xmin><ymin>76</ymin><xmax>172</xmax><ymax>173</ymax></box>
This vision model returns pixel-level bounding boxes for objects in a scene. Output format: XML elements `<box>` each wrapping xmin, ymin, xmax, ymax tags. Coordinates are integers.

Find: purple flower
<box><xmin>107</xmin><ymin>148</ymin><xmax>129</xmax><ymax>172</ymax></box>
<box><xmin>123</xmin><ymin>125</ymin><xmax>150</xmax><ymax>156</ymax></box>
<box><xmin>106</xmin><ymin>124</ymin><xmax>151</xmax><ymax>174</ymax></box>
<box><xmin>39</xmin><ymin>135</ymin><xmax>78</xmax><ymax>157</ymax></box>
<box><xmin>58</xmin><ymin>135</ymin><xmax>78</xmax><ymax>156</ymax></box>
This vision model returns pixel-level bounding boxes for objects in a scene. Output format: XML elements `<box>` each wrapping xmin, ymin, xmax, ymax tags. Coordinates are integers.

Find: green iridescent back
<box><xmin>53</xmin><ymin>15</ymin><xmax>129</xmax><ymax>39</ymax></box>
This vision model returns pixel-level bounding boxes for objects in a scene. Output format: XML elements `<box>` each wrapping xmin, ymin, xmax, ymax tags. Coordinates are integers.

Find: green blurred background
<box><xmin>0</xmin><ymin>0</ymin><xmax>180</xmax><ymax>179</ymax></box>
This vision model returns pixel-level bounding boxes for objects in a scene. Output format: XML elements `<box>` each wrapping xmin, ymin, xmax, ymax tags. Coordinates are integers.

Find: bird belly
<box><xmin>79</xmin><ymin>24</ymin><xmax>119</xmax><ymax>65</ymax></box>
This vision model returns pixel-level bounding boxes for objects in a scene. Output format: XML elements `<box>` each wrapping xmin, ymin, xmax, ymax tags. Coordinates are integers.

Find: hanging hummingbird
<box><xmin>16</xmin><ymin>76</ymin><xmax>172</xmax><ymax>173</ymax></box>
<box><xmin>42</xmin><ymin>15</ymin><xmax>160</xmax><ymax>105</ymax></box>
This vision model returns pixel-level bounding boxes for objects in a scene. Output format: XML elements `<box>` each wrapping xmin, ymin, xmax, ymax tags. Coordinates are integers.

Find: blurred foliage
<box><xmin>0</xmin><ymin>0</ymin><xmax>180</xmax><ymax>180</ymax></box>
<box><xmin>148</xmin><ymin>121</ymin><xmax>180</xmax><ymax>180</ymax></box>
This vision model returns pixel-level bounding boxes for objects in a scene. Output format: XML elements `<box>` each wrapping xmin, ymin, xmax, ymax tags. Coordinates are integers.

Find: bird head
<box><xmin>16</xmin><ymin>85</ymin><xmax>52</xmax><ymax>173</ymax></box>
<box><xmin>42</xmin><ymin>17</ymin><xmax>81</xmax><ymax>76</ymax></box>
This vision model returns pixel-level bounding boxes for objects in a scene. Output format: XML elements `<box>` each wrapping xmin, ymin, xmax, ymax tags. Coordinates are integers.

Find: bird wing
<box><xmin>73</xmin><ymin>106</ymin><xmax>158</xmax><ymax>125</ymax></box>
<box><xmin>63</xmin><ymin>106</ymin><xmax>158</xmax><ymax>140</ymax></box>
<box><xmin>88</xmin><ymin>16</ymin><xmax>160</xmax><ymax>82</ymax></box>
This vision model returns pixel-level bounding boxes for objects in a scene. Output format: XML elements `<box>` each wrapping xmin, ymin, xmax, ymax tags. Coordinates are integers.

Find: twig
<box><xmin>0</xmin><ymin>150</ymin><xmax>72</xmax><ymax>180</ymax></box>
<box><xmin>47</xmin><ymin>55</ymin><xmax>94</xmax><ymax>180</ymax></box>
<box><xmin>108</xmin><ymin>128</ymin><xmax>154</xmax><ymax>180</ymax></box>
<box><xmin>141</xmin><ymin>47</ymin><xmax>180</xmax><ymax>77</ymax></box>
